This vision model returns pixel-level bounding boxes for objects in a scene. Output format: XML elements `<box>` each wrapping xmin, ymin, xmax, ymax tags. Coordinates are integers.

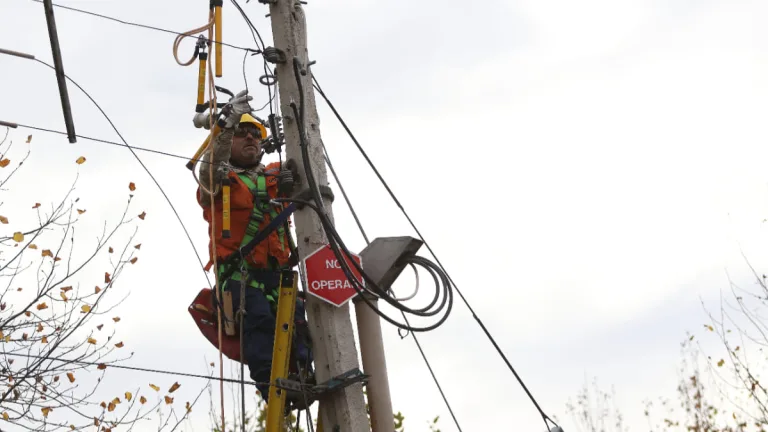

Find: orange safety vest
<box><xmin>198</xmin><ymin>162</ymin><xmax>294</xmax><ymax>273</ymax></box>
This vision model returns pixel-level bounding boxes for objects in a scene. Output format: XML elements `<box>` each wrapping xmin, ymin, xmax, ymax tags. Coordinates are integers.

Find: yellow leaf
<box><xmin>41</xmin><ymin>336</ymin><xmax>48</xmax><ymax>344</ymax></box>
<box><xmin>100</xmin><ymin>401</ymin><xmax>106</xmax><ymax>409</ymax></box>
<box><xmin>0</xmin><ymin>159</ymin><xmax>10</xmax><ymax>168</ymax></box>
<box><xmin>112</xmin><ymin>397</ymin><xmax>120</xmax><ymax>405</ymax></box>
<box><xmin>12</xmin><ymin>232</ymin><xmax>23</xmax><ymax>242</ymax></box>
<box><xmin>70</xmin><ymin>425</ymin><xmax>75</xmax><ymax>431</ymax></box>
<box><xmin>0</xmin><ymin>216</ymin><xmax>8</xmax><ymax>224</ymax></box>
<box><xmin>81</xmin><ymin>305</ymin><xmax>91</xmax><ymax>313</ymax></box>
<box><xmin>185</xmin><ymin>401</ymin><xmax>191</xmax><ymax>412</ymax></box>
<box><xmin>77</xmin><ymin>209</ymin><xmax>86</xmax><ymax>214</ymax></box>
<box><xmin>42</xmin><ymin>249</ymin><xmax>53</xmax><ymax>258</ymax></box>
<box><xmin>115</xmin><ymin>342</ymin><xmax>124</xmax><ymax>348</ymax></box>
<box><xmin>168</xmin><ymin>382</ymin><xmax>181</xmax><ymax>393</ymax></box>
<box><xmin>125</xmin><ymin>392</ymin><xmax>132</xmax><ymax>401</ymax></box>
<box><xmin>139</xmin><ymin>396</ymin><xmax>147</xmax><ymax>404</ymax></box>
<box><xmin>149</xmin><ymin>384</ymin><xmax>160</xmax><ymax>392</ymax></box>
<box><xmin>130</xmin><ymin>257</ymin><xmax>138</xmax><ymax>264</ymax></box>
<box><xmin>718</xmin><ymin>359</ymin><xmax>725</xmax><ymax>367</ymax></box>
<box><xmin>138</xmin><ymin>211</ymin><xmax>146</xmax><ymax>220</ymax></box>
<box><xmin>706</xmin><ymin>325</ymin><xmax>714</xmax><ymax>332</ymax></box>
<box><xmin>129</xmin><ymin>182</ymin><xmax>136</xmax><ymax>191</ymax></box>
<box><xmin>87</xmin><ymin>337</ymin><xmax>97</xmax><ymax>345</ymax></box>
<box><xmin>29</xmin><ymin>244</ymin><xmax>37</xmax><ymax>249</ymax></box>
<box><xmin>36</xmin><ymin>302</ymin><xmax>48</xmax><ymax>310</ymax></box>
<box><xmin>75</xmin><ymin>156</ymin><xmax>86</xmax><ymax>164</ymax></box>
<box><xmin>60</xmin><ymin>292</ymin><xmax>68</xmax><ymax>302</ymax></box>
<box><xmin>107</xmin><ymin>402</ymin><xmax>116</xmax><ymax>412</ymax></box>
<box><xmin>164</xmin><ymin>396</ymin><xmax>174</xmax><ymax>405</ymax></box>
<box><xmin>2</xmin><ymin>412</ymin><xmax>8</xmax><ymax>420</ymax></box>
<box><xmin>735</xmin><ymin>346</ymin><xmax>741</xmax><ymax>351</ymax></box>
<box><xmin>41</xmin><ymin>407</ymin><xmax>52</xmax><ymax>418</ymax></box>
<box><xmin>4</xmin><ymin>335</ymin><xmax>10</xmax><ymax>342</ymax></box>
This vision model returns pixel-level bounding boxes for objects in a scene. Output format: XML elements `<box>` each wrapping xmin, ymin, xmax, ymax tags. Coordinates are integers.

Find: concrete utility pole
<box><xmin>264</xmin><ymin>1</ymin><xmax>368</xmax><ymax>430</ymax></box>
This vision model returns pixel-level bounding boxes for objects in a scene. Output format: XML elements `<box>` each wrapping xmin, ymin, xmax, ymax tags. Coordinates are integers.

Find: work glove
<box><xmin>223</xmin><ymin>89</ymin><xmax>253</xmax><ymax>129</ymax></box>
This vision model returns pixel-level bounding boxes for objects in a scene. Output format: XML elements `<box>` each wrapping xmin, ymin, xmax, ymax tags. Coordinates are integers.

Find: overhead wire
<box><xmin>311</xmin><ymin>74</ymin><xmax>562</xmax><ymax>432</ymax></box>
<box><xmin>28</xmin><ymin>0</ymin><xmax>257</xmax><ymax>53</ymax></box>
<box><xmin>319</xmin><ymin>132</ymin><xmax>464</xmax><ymax>432</ymax></box>
<box><xmin>3</xmin><ymin>352</ymin><xmax>261</xmax><ymax>387</ymax></box>
<box><xmin>281</xmin><ymin>58</ymin><xmax>454</xmax><ymax>334</ymax></box>
<box><xmin>25</xmin><ymin>59</ymin><xmax>214</xmax><ymax>292</ymax></box>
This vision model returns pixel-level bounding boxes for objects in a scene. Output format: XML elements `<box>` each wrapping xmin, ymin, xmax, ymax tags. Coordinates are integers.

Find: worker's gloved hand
<box><xmin>223</xmin><ymin>90</ymin><xmax>253</xmax><ymax>129</ymax></box>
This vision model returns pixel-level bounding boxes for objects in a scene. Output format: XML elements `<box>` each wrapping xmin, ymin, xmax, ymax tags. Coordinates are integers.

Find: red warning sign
<box><xmin>303</xmin><ymin>244</ymin><xmax>364</xmax><ymax>307</ymax></box>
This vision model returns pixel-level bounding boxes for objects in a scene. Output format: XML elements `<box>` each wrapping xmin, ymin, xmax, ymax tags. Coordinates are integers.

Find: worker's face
<box><xmin>230</xmin><ymin>123</ymin><xmax>262</xmax><ymax>167</ymax></box>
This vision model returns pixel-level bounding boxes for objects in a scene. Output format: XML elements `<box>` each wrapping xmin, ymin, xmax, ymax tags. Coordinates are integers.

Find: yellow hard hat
<box><xmin>238</xmin><ymin>113</ymin><xmax>267</xmax><ymax>139</ymax></box>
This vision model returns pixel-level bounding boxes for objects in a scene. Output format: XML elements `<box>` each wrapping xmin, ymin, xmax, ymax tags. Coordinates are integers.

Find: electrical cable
<box><xmin>319</xmin><ymin>135</ymin><xmax>464</xmax><ymax>432</ymax></box>
<box><xmin>28</xmin><ymin>0</ymin><xmax>256</xmax><ymax>53</ymax></box>
<box><xmin>9</xmin><ymin>123</ymin><xmax>229</xmax><ymax>166</ymax></box>
<box><xmin>311</xmin><ymin>74</ymin><xmax>562</xmax><ymax>431</ymax></box>
<box><xmin>30</xmin><ymin>59</ymin><xmax>214</xmax><ymax>292</ymax></box>
<box><xmin>283</xmin><ymin>57</ymin><xmax>454</xmax><ymax>333</ymax></box>
<box><xmin>3</xmin><ymin>352</ymin><xmax>260</xmax><ymax>386</ymax></box>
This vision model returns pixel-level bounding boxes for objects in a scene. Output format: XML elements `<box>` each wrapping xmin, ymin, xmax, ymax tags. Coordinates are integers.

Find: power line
<box><xmin>29</xmin><ymin>58</ymin><xmax>214</xmax><ymax>290</ymax></box>
<box><xmin>28</xmin><ymin>0</ymin><xmax>258</xmax><ymax>53</ymax></box>
<box><xmin>12</xmin><ymin>123</ymin><xmax>219</xmax><ymax>166</ymax></box>
<box><xmin>312</xmin><ymin>75</ymin><xmax>560</xmax><ymax>431</ymax></box>
<box><xmin>4</xmin><ymin>352</ymin><xmax>261</xmax><ymax>387</ymax></box>
<box><xmin>319</xmin><ymin>139</ymin><xmax>464</xmax><ymax>431</ymax></box>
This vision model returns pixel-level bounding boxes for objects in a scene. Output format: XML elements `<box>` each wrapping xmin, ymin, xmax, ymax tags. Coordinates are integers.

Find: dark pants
<box><xmin>227</xmin><ymin>272</ymin><xmax>313</xmax><ymax>402</ymax></box>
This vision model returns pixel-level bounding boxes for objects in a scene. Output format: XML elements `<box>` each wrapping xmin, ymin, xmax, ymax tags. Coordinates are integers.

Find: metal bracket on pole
<box><xmin>42</xmin><ymin>0</ymin><xmax>77</xmax><ymax>143</ymax></box>
<box><xmin>274</xmin><ymin>368</ymin><xmax>369</xmax><ymax>401</ymax></box>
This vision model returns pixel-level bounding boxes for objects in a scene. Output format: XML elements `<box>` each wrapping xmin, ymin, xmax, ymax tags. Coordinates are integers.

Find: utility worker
<box><xmin>196</xmin><ymin>90</ymin><xmax>314</xmax><ymax>409</ymax></box>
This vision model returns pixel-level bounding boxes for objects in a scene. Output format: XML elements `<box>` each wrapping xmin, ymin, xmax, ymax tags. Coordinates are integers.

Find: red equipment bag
<box><xmin>188</xmin><ymin>288</ymin><xmax>243</xmax><ymax>363</ymax></box>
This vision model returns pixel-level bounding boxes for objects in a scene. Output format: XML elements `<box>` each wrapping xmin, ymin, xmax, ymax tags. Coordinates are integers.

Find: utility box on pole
<box><xmin>263</xmin><ymin>1</ymin><xmax>369</xmax><ymax>430</ymax></box>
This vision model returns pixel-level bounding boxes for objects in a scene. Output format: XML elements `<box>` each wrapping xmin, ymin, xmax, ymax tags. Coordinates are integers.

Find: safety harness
<box><xmin>216</xmin><ymin>171</ymin><xmax>297</xmax><ymax>305</ymax></box>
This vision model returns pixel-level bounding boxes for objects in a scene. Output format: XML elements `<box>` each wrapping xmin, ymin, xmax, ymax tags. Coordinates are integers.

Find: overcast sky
<box><xmin>2</xmin><ymin>0</ymin><xmax>768</xmax><ymax>431</ymax></box>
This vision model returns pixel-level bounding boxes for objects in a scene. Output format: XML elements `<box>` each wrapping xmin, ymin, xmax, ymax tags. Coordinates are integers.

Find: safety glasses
<box><xmin>234</xmin><ymin>124</ymin><xmax>262</xmax><ymax>139</ymax></box>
